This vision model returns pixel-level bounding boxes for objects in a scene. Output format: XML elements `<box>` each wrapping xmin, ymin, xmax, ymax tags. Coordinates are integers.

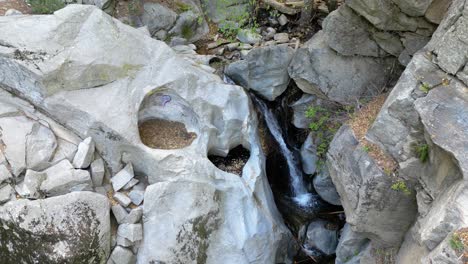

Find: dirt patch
<box><xmin>348</xmin><ymin>94</ymin><xmax>397</xmax><ymax>173</ymax></box>
<box><xmin>209</xmin><ymin>146</ymin><xmax>250</xmax><ymax>176</ymax></box>
<box><xmin>0</xmin><ymin>0</ymin><xmax>31</xmax><ymax>15</ymax></box>
<box><xmin>453</xmin><ymin>228</ymin><xmax>468</xmax><ymax>262</ymax></box>
<box><xmin>139</xmin><ymin>119</ymin><xmax>197</xmax><ymax>149</ymax></box>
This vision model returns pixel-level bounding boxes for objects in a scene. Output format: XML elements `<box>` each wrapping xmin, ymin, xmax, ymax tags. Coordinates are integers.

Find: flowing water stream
<box><xmin>252</xmin><ymin>96</ymin><xmax>314</xmax><ymax>207</ymax></box>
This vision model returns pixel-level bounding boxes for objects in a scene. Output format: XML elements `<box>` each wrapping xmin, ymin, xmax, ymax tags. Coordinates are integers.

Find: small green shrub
<box><xmin>391</xmin><ymin>180</ymin><xmax>411</xmax><ymax>195</ymax></box>
<box><xmin>419</xmin><ymin>82</ymin><xmax>432</xmax><ymax>93</ymax></box>
<box><xmin>28</xmin><ymin>0</ymin><xmax>65</xmax><ymax>14</ymax></box>
<box><xmin>175</xmin><ymin>2</ymin><xmax>192</xmax><ymax>13</ymax></box>
<box><xmin>362</xmin><ymin>146</ymin><xmax>370</xmax><ymax>152</ymax></box>
<box><xmin>450</xmin><ymin>234</ymin><xmax>464</xmax><ymax>251</ymax></box>
<box><xmin>416</xmin><ymin>144</ymin><xmax>429</xmax><ymax>163</ymax></box>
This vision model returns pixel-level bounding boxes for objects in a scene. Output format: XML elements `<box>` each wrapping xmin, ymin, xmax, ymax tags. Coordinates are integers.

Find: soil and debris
<box><xmin>139</xmin><ymin>119</ymin><xmax>197</xmax><ymax>149</ymax></box>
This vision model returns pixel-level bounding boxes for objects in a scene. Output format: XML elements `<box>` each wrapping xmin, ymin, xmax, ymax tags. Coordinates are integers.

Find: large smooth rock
<box><xmin>335</xmin><ymin>224</ymin><xmax>370</xmax><ymax>264</ymax></box>
<box><xmin>225</xmin><ymin>45</ymin><xmax>294</xmax><ymax>101</ymax></box>
<box><xmin>327</xmin><ymin>125</ymin><xmax>417</xmax><ymax>246</ymax></box>
<box><xmin>300</xmin><ymin>133</ymin><xmax>318</xmax><ymax>175</ymax></box>
<box><xmin>0</xmin><ymin>5</ymin><xmax>290</xmax><ymax>263</ymax></box>
<box><xmin>141</xmin><ymin>3</ymin><xmax>177</xmax><ymax>37</ymax></box>
<box><xmin>288</xmin><ymin>31</ymin><xmax>399</xmax><ymax>104</ymax></box>
<box><xmin>40</xmin><ymin>160</ymin><xmax>93</xmax><ymax>196</ymax></box>
<box><xmin>0</xmin><ymin>192</ymin><xmax>110</xmax><ymax>262</ymax></box>
<box><xmin>322</xmin><ymin>5</ymin><xmax>388</xmax><ymax>57</ymax></box>
<box><xmin>304</xmin><ymin>219</ymin><xmax>339</xmax><ymax>255</ymax></box>
<box><xmin>313</xmin><ymin>167</ymin><xmax>341</xmax><ymax>206</ymax></box>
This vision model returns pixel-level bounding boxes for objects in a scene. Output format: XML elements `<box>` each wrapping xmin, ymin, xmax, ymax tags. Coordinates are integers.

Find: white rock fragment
<box><xmin>91</xmin><ymin>158</ymin><xmax>105</xmax><ymax>187</ymax></box>
<box><xmin>0</xmin><ymin>184</ymin><xmax>13</xmax><ymax>204</ymax></box>
<box><xmin>122</xmin><ymin>178</ymin><xmax>139</xmax><ymax>191</ymax></box>
<box><xmin>26</xmin><ymin>123</ymin><xmax>57</xmax><ymax>171</ymax></box>
<box><xmin>110</xmin><ymin>246</ymin><xmax>136</xmax><ymax>264</ymax></box>
<box><xmin>114</xmin><ymin>192</ymin><xmax>132</xmax><ymax>207</ymax></box>
<box><xmin>111</xmin><ymin>163</ymin><xmax>134</xmax><ymax>191</ymax></box>
<box><xmin>16</xmin><ymin>169</ymin><xmax>46</xmax><ymax>198</ymax></box>
<box><xmin>128</xmin><ymin>190</ymin><xmax>144</xmax><ymax>206</ymax></box>
<box><xmin>124</xmin><ymin>207</ymin><xmax>143</xmax><ymax>224</ymax></box>
<box><xmin>117</xmin><ymin>223</ymin><xmax>143</xmax><ymax>242</ymax></box>
<box><xmin>0</xmin><ymin>165</ymin><xmax>12</xmax><ymax>184</ymax></box>
<box><xmin>112</xmin><ymin>204</ymin><xmax>129</xmax><ymax>224</ymax></box>
<box><xmin>72</xmin><ymin>137</ymin><xmax>95</xmax><ymax>169</ymax></box>
<box><xmin>40</xmin><ymin>160</ymin><xmax>93</xmax><ymax>196</ymax></box>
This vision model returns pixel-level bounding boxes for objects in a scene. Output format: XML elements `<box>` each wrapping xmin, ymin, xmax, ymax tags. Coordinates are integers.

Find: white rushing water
<box><xmin>253</xmin><ymin>96</ymin><xmax>313</xmax><ymax>206</ymax></box>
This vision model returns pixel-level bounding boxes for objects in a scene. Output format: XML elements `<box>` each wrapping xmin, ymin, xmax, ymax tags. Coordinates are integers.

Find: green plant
<box><xmin>419</xmin><ymin>82</ymin><xmax>432</xmax><ymax>93</ymax></box>
<box><xmin>450</xmin><ymin>234</ymin><xmax>464</xmax><ymax>251</ymax></box>
<box><xmin>391</xmin><ymin>180</ymin><xmax>411</xmax><ymax>195</ymax></box>
<box><xmin>305</xmin><ymin>105</ymin><xmax>343</xmax><ymax>168</ymax></box>
<box><xmin>216</xmin><ymin>0</ymin><xmax>259</xmax><ymax>39</ymax></box>
<box><xmin>362</xmin><ymin>146</ymin><xmax>370</xmax><ymax>152</ymax></box>
<box><xmin>175</xmin><ymin>2</ymin><xmax>192</xmax><ymax>13</ymax></box>
<box><xmin>416</xmin><ymin>144</ymin><xmax>429</xmax><ymax>163</ymax></box>
<box><xmin>28</xmin><ymin>0</ymin><xmax>64</xmax><ymax>14</ymax></box>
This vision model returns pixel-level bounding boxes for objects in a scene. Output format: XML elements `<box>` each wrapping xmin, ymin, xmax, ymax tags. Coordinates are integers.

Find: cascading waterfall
<box><xmin>252</xmin><ymin>96</ymin><xmax>313</xmax><ymax>206</ymax></box>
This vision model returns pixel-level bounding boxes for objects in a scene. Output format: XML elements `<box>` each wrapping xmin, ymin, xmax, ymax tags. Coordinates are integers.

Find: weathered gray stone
<box><xmin>0</xmin><ymin>192</ymin><xmax>110</xmax><ymax>262</ymax></box>
<box><xmin>392</xmin><ymin>0</ymin><xmax>433</xmax><ymax>16</ymax></box>
<box><xmin>40</xmin><ymin>160</ymin><xmax>93</xmax><ymax>196</ymax></box>
<box><xmin>225</xmin><ymin>45</ymin><xmax>294</xmax><ymax>101</ymax></box>
<box><xmin>415</xmin><ymin>181</ymin><xmax>468</xmax><ymax>250</ymax></box>
<box><xmin>305</xmin><ymin>219</ymin><xmax>339</xmax><ymax>255</ymax></box>
<box><xmin>414</xmin><ymin>78</ymin><xmax>468</xmax><ymax>177</ymax></box>
<box><xmin>16</xmin><ymin>169</ymin><xmax>46</xmax><ymax>199</ymax></box>
<box><xmin>300</xmin><ymin>133</ymin><xmax>318</xmax><ymax>175</ymax></box>
<box><xmin>111</xmin><ymin>163</ymin><xmax>134</xmax><ymax>191</ymax></box>
<box><xmin>327</xmin><ymin>125</ymin><xmax>417</xmax><ymax>246</ymax></box>
<box><xmin>122</xmin><ymin>178</ymin><xmax>139</xmax><ymax>191</ymax></box>
<box><xmin>128</xmin><ymin>189</ymin><xmax>144</xmax><ymax>206</ymax></box>
<box><xmin>425</xmin><ymin>0</ymin><xmax>452</xmax><ymax>24</ymax></box>
<box><xmin>124</xmin><ymin>207</ymin><xmax>143</xmax><ymax>224</ymax></box>
<box><xmin>114</xmin><ymin>192</ymin><xmax>132</xmax><ymax>207</ymax></box>
<box><xmin>322</xmin><ymin>5</ymin><xmax>387</xmax><ymax>57</ymax></box>
<box><xmin>116</xmin><ymin>235</ymin><xmax>134</xmax><ymax>247</ymax></box>
<box><xmin>110</xmin><ymin>246</ymin><xmax>136</xmax><ymax>264</ymax></box>
<box><xmin>0</xmin><ymin>165</ymin><xmax>12</xmax><ymax>184</ymax></box>
<box><xmin>288</xmin><ymin>31</ymin><xmax>399</xmax><ymax>104</ymax></box>
<box><xmin>72</xmin><ymin>137</ymin><xmax>95</xmax><ymax>169</ymax></box>
<box><xmin>26</xmin><ymin>123</ymin><xmax>57</xmax><ymax>171</ymax></box>
<box><xmin>278</xmin><ymin>14</ymin><xmax>288</xmax><ymax>26</ymax></box>
<box><xmin>141</xmin><ymin>3</ymin><xmax>177</xmax><ymax>37</ymax></box>
<box><xmin>398</xmin><ymin>32</ymin><xmax>431</xmax><ymax>66</ymax></box>
<box><xmin>112</xmin><ymin>204</ymin><xmax>129</xmax><ymax>224</ymax></box>
<box><xmin>422</xmin><ymin>230</ymin><xmax>463</xmax><ymax>264</ymax></box>
<box><xmin>0</xmin><ymin>184</ymin><xmax>13</xmax><ymax>204</ymax></box>
<box><xmin>117</xmin><ymin>223</ymin><xmax>143</xmax><ymax>242</ymax></box>
<box><xmin>51</xmin><ymin>138</ymin><xmax>78</xmax><ymax>164</ymax></box>
<box><xmin>0</xmin><ymin>115</ymin><xmax>34</xmax><ymax>176</ymax></box>
<box><xmin>236</xmin><ymin>29</ymin><xmax>262</xmax><ymax>44</ymax></box>
<box><xmin>313</xmin><ymin>167</ymin><xmax>341</xmax><ymax>206</ymax></box>
<box><xmin>273</xmin><ymin>33</ymin><xmax>289</xmax><ymax>43</ymax></box>
<box><xmin>335</xmin><ymin>224</ymin><xmax>370</xmax><ymax>264</ymax></box>
<box><xmin>91</xmin><ymin>158</ymin><xmax>105</xmax><ymax>187</ymax></box>
<box><xmin>347</xmin><ymin>0</ymin><xmax>431</xmax><ymax>31</ymax></box>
